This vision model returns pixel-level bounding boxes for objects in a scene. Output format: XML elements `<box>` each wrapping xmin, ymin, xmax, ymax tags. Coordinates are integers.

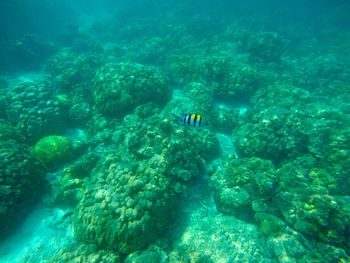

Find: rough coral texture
<box><xmin>47</xmin><ymin>243</ymin><xmax>121</xmax><ymax>263</ymax></box>
<box><xmin>274</xmin><ymin>156</ymin><xmax>350</xmax><ymax>249</ymax></box>
<box><xmin>0</xmin><ymin>140</ymin><xmax>46</xmax><ymax>239</ymax></box>
<box><xmin>93</xmin><ymin>63</ymin><xmax>171</xmax><ymax>117</ymax></box>
<box><xmin>233</xmin><ymin>106</ymin><xmax>308</xmax><ymax>164</ymax></box>
<box><xmin>211</xmin><ymin>157</ymin><xmax>277</xmax><ymax>218</ymax></box>
<box><xmin>166</xmin><ymin>55</ymin><xmax>262</xmax><ymax>99</ymax></box>
<box><xmin>73</xmin><ymin>116</ymin><xmax>218</xmax><ymax>253</ymax></box>
<box><xmin>4</xmin><ymin>80</ymin><xmax>66</xmax><ymax>141</ymax></box>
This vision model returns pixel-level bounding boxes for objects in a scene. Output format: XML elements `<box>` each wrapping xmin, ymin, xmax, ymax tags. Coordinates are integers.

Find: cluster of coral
<box><xmin>73</xmin><ymin>115</ymin><xmax>217</xmax><ymax>253</ymax></box>
<box><xmin>4</xmin><ymin>80</ymin><xmax>67</xmax><ymax>141</ymax></box>
<box><xmin>1</xmin><ymin>1</ymin><xmax>349</xmax><ymax>262</ymax></box>
<box><xmin>0</xmin><ymin>138</ymin><xmax>47</xmax><ymax>237</ymax></box>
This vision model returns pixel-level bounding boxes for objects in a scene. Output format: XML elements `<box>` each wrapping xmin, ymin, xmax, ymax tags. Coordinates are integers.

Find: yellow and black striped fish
<box><xmin>177</xmin><ymin>113</ymin><xmax>208</xmax><ymax>128</ymax></box>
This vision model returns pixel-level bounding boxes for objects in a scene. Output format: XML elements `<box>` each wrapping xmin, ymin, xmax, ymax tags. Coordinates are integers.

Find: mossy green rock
<box><xmin>31</xmin><ymin>135</ymin><xmax>74</xmax><ymax>171</ymax></box>
<box><xmin>255</xmin><ymin>213</ymin><xmax>285</xmax><ymax>237</ymax></box>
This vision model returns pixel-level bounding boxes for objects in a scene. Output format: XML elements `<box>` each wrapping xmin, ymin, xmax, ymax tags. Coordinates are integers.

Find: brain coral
<box><xmin>31</xmin><ymin>135</ymin><xmax>74</xmax><ymax>172</ymax></box>
<box><xmin>93</xmin><ymin>63</ymin><xmax>171</xmax><ymax>117</ymax></box>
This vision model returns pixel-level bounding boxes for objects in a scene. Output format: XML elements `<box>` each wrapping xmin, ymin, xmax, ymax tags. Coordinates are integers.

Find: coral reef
<box><xmin>209</xmin><ymin>106</ymin><xmax>239</xmax><ymax>134</ymax></box>
<box><xmin>31</xmin><ymin>135</ymin><xmax>75</xmax><ymax>172</ymax></box>
<box><xmin>125</xmin><ymin>245</ymin><xmax>168</xmax><ymax>263</ymax></box>
<box><xmin>73</xmin><ymin>116</ymin><xmax>218</xmax><ymax>253</ymax></box>
<box><xmin>166</xmin><ymin>55</ymin><xmax>262</xmax><ymax>100</ymax></box>
<box><xmin>182</xmin><ymin>82</ymin><xmax>214</xmax><ymax>115</ymax></box>
<box><xmin>0</xmin><ymin>140</ymin><xmax>47</xmax><ymax>239</ymax></box>
<box><xmin>50</xmin><ymin>152</ymin><xmax>99</xmax><ymax>207</ymax></box>
<box><xmin>274</xmin><ymin>156</ymin><xmax>350</xmax><ymax>249</ymax></box>
<box><xmin>44</xmin><ymin>50</ymin><xmax>101</xmax><ymax>94</ymax></box>
<box><xmin>0</xmin><ymin>120</ymin><xmax>25</xmax><ymax>143</ymax></box>
<box><xmin>1</xmin><ymin>2</ymin><xmax>350</xmax><ymax>262</ymax></box>
<box><xmin>44</xmin><ymin>50</ymin><xmax>102</xmax><ymax>127</ymax></box>
<box><xmin>169</xmin><ymin>214</ymin><xmax>269</xmax><ymax>263</ymax></box>
<box><xmin>47</xmin><ymin>243</ymin><xmax>121</xmax><ymax>263</ymax></box>
<box><xmin>233</xmin><ymin>106</ymin><xmax>308</xmax><ymax>164</ymax></box>
<box><xmin>4</xmin><ymin>80</ymin><xmax>67</xmax><ymax>142</ymax></box>
<box><xmin>211</xmin><ymin>157</ymin><xmax>277</xmax><ymax>219</ymax></box>
<box><xmin>93</xmin><ymin>63</ymin><xmax>171</xmax><ymax>117</ymax></box>
<box><xmin>241</xmin><ymin>31</ymin><xmax>285</xmax><ymax>63</ymax></box>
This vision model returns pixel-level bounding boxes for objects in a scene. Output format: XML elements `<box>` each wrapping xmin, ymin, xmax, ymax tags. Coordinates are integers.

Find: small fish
<box><xmin>175</xmin><ymin>113</ymin><xmax>208</xmax><ymax>128</ymax></box>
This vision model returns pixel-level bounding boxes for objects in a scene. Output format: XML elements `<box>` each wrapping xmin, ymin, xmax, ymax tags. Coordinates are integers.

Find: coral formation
<box><xmin>31</xmin><ymin>135</ymin><xmax>75</xmax><ymax>172</ymax></box>
<box><xmin>241</xmin><ymin>31</ymin><xmax>285</xmax><ymax>63</ymax></box>
<box><xmin>1</xmin><ymin>2</ymin><xmax>350</xmax><ymax>262</ymax></box>
<box><xmin>47</xmin><ymin>243</ymin><xmax>121</xmax><ymax>263</ymax></box>
<box><xmin>274</xmin><ymin>156</ymin><xmax>350</xmax><ymax>248</ymax></box>
<box><xmin>233</xmin><ymin>106</ymin><xmax>308</xmax><ymax>164</ymax></box>
<box><xmin>166</xmin><ymin>55</ymin><xmax>262</xmax><ymax>100</ymax></box>
<box><xmin>73</xmin><ymin>116</ymin><xmax>218</xmax><ymax>253</ymax></box>
<box><xmin>211</xmin><ymin>157</ymin><xmax>277</xmax><ymax>219</ymax></box>
<box><xmin>0</xmin><ymin>140</ymin><xmax>46</xmax><ymax>238</ymax></box>
<box><xmin>4</xmin><ymin>80</ymin><xmax>67</xmax><ymax>141</ymax></box>
<box><xmin>93</xmin><ymin>63</ymin><xmax>171</xmax><ymax>117</ymax></box>
<box><xmin>50</xmin><ymin>152</ymin><xmax>99</xmax><ymax>207</ymax></box>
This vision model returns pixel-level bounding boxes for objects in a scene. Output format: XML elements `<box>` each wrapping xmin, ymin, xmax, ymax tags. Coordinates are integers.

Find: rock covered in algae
<box><xmin>210</xmin><ymin>156</ymin><xmax>277</xmax><ymax>218</ymax></box>
<box><xmin>251</xmin><ymin>84</ymin><xmax>312</xmax><ymax>112</ymax></box>
<box><xmin>0</xmin><ymin>140</ymin><xmax>47</xmax><ymax>239</ymax></box>
<box><xmin>31</xmin><ymin>135</ymin><xmax>75</xmax><ymax>172</ymax></box>
<box><xmin>47</xmin><ymin>243</ymin><xmax>121</xmax><ymax>263</ymax></box>
<box><xmin>182</xmin><ymin>81</ymin><xmax>214</xmax><ymax>115</ymax></box>
<box><xmin>166</xmin><ymin>54</ymin><xmax>262</xmax><ymax>99</ymax></box>
<box><xmin>274</xmin><ymin>155</ymin><xmax>350</xmax><ymax>248</ymax></box>
<box><xmin>241</xmin><ymin>31</ymin><xmax>285</xmax><ymax>63</ymax></box>
<box><xmin>73</xmin><ymin>116</ymin><xmax>219</xmax><ymax>253</ymax></box>
<box><xmin>320</xmin><ymin>128</ymin><xmax>350</xmax><ymax>195</ymax></box>
<box><xmin>93</xmin><ymin>62</ymin><xmax>171</xmax><ymax>117</ymax></box>
<box><xmin>125</xmin><ymin>244</ymin><xmax>168</xmax><ymax>263</ymax></box>
<box><xmin>45</xmin><ymin>49</ymin><xmax>102</xmax><ymax>93</ymax></box>
<box><xmin>50</xmin><ymin>152</ymin><xmax>99</xmax><ymax>207</ymax></box>
<box><xmin>209</xmin><ymin>106</ymin><xmax>239</xmax><ymax>134</ymax></box>
<box><xmin>233</xmin><ymin>106</ymin><xmax>308</xmax><ymax>164</ymax></box>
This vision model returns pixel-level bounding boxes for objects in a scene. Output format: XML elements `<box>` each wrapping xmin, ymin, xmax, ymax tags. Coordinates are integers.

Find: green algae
<box><xmin>31</xmin><ymin>135</ymin><xmax>74</xmax><ymax>172</ymax></box>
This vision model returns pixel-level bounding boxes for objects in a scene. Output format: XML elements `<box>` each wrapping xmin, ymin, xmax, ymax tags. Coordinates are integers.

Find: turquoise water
<box><xmin>0</xmin><ymin>0</ymin><xmax>349</xmax><ymax>262</ymax></box>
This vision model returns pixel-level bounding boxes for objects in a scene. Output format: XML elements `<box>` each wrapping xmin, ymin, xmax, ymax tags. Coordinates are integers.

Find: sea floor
<box><xmin>0</xmin><ymin>201</ymin><xmax>74</xmax><ymax>263</ymax></box>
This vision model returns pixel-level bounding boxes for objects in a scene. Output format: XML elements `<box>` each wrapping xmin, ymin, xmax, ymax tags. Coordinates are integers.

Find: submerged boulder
<box><xmin>31</xmin><ymin>135</ymin><xmax>75</xmax><ymax>172</ymax></box>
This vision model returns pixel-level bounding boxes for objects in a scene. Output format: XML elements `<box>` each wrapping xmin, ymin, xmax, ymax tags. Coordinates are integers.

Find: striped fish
<box><xmin>178</xmin><ymin>113</ymin><xmax>208</xmax><ymax>128</ymax></box>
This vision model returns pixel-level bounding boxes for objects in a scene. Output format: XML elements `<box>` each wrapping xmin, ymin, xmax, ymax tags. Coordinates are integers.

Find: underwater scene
<box><xmin>0</xmin><ymin>0</ymin><xmax>349</xmax><ymax>262</ymax></box>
